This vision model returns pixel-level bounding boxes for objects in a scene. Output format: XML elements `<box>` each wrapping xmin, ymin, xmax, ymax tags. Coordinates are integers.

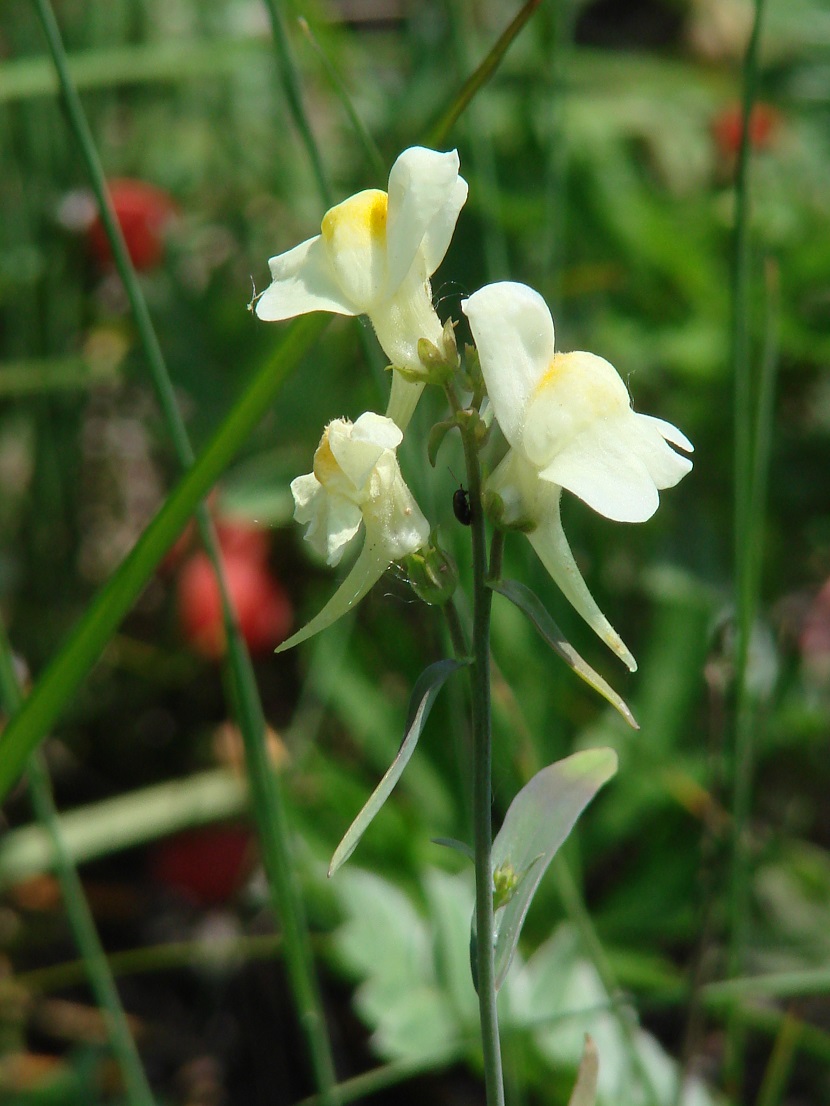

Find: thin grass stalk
<box><xmin>540</xmin><ymin>0</ymin><xmax>576</xmax><ymax>297</ymax></box>
<box><xmin>425</xmin><ymin>0</ymin><xmax>543</xmax><ymax>149</ymax></box>
<box><xmin>726</xmin><ymin>0</ymin><xmax>769</xmax><ymax>1092</ymax></box>
<box><xmin>755</xmin><ymin>1013</ymin><xmax>800</xmax><ymax>1106</ymax></box>
<box><xmin>0</xmin><ymin>316</ymin><xmax>326</xmax><ymax>800</ymax></box>
<box><xmin>445</xmin><ymin>0</ymin><xmax>509</xmax><ymax>280</ymax></box>
<box><xmin>260</xmin><ymin>0</ymin><xmax>332</xmax><ymax>206</ymax></box>
<box><xmin>31</xmin><ymin>2</ymin><xmax>337</xmax><ymax>1097</ymax></box>
<box><xmin>0</xmin><ymin>626</ymin><xmax>156</xmax><ymax>1106</ymax></box>
<box><xmin>296</xmin><ymin>17</ymin><xmax>385</xmax><ymax>182</ymax></box>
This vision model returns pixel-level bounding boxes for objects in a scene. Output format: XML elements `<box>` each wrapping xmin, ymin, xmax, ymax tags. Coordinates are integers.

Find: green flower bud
<box><xmin>404</xmin><ymin>541</ymin><xmax>459</xmax><ymax>606</ymax></box>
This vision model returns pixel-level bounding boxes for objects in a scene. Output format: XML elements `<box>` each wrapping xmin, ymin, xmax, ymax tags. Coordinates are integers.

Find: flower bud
<box><xmin>404</xmin><ymin>542</ymin><xmax>459</xmax><ymax>606</ymax></box>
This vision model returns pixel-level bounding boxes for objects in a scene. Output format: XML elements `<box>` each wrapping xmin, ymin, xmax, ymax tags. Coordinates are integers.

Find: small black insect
<box><xmin>453</xmin><ymin>484</ymin><xmax>472</xmax><ymax>526</ymax></box>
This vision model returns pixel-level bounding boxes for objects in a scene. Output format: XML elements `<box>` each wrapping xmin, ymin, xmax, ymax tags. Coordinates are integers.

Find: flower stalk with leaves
<box><xmin>258</xmin><ymin>147</ymin><xmax>692</xmax><ymax>1106</ymax></box>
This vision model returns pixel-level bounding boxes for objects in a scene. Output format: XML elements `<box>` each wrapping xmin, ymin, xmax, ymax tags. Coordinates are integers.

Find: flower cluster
<box><xmin>257</xmin><ymin>147</ymin><xmax>693</xmax><ymax>664</ymax></box>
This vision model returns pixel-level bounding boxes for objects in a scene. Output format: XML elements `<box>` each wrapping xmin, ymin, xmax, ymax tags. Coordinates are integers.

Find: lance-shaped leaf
<box><xmin>329</xmin><ymin>658</ymin><xmax>469</xmax><ymax>876</ymax></box>
<box><xmin>486</xmin><ymin>748</ymin><xmax>618</xmax><ymax>989</ymax></box>
<box><xmin>489</xmin><ymin>578</ymin><xmax>639</xmax><ymax>729</ymax></box>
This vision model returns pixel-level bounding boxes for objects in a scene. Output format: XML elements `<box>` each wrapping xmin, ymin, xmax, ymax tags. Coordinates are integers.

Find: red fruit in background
<box><xmin>178</xmin><ymin>544</ymin><xmax>293</xmax><ymax>659</ymax></box>
<box><xmin>88</xmin><ymin>178</ymin><xmax>178</xmax><ymax>272</ymax></box>
<box><xmin>149</xmin><ymin>825</ymin><xmax>252</xmax><ymax>906</ymax></box>
<box><xmin>711</xmin><ymin>102</ymin><xmax>780</xmax><ymax>158</ymax></box>
<box><xmin>214</xmin><ymin>520</ymin><xmax>271</xmax><ymax>565</ymax></box>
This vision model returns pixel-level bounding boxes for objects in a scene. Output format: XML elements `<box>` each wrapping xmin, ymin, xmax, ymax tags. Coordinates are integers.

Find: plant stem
<box><xmin>726</xmin><ymin>0</ymin><xmax>769</xmax><ymax>1093</ymax></box>
<box><xmin>32</xmin><ymin>2</ymin><xmax>336</xmax><ymax>1098</ymax></box>
<box><xmin>460</xmin><ymin>423</ymin><xmax>505</xmax><ymax>1106</ymax></box>
<box><xmin>0</xmin><ymin>628</ymin><xmax>156</xmax><ymax>1106</ymax></box>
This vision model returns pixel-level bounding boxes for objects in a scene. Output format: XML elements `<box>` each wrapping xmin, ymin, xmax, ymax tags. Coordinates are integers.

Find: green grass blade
<box><xmin>297</xmin><ymin>17</ymin><xmax>385</xmax><ymax>182</ymax></box>
<box><xmin>0</xmin><ymin>770</ymin><xmax>246</xmax><ymax>890</ymax></box>
<box><xmin>31</xmin><ymin>4</ymin><xmax>338</xmax><ymax>1092</ymax></box>
<box><xmin>0</xmin><ymin>38</ymin><xmax>266</xmax><ymax>104</ymax></box>
<box><xmin>261</xmin><ymin>0</ymin><xmax>332</xmax><ymax>206</ymax></box>
<box><xmin>0</xmin><ymin>356</ymin><xmax>119</xmax><ymax>394</ymax></box>
<box><xmin>0</xmin><ymin>627</ymin><xmax>156</xmax><ymax>1106</ymax></box>
<box><xmin>0</xmin><ymin>315</ymin><xmax>326</xmax><ymax>802</ymax></box>
<box><xmin>424</xmin><ymin>0</ymin><xmax>543</xmax><ymax>148</ymax></box>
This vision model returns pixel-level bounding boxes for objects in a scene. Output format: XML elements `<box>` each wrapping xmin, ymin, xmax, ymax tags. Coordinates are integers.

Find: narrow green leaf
<box><xmin>431</xmin><ymin>837</ymin><xmax>475</xmax><ymax>863</ymax></box>
<box><xmin>0</xmin><ymin>356</ymin><xmax>118</xmax><ymax>394</ymax></box>
<box><xmin>0</xmin><ymin>770</ymin><xmax>246</xmax><ymax>891</ymax></box>
<box><xmin>0</xmin><ymin>315</ymin><xmax>327</xmax><ymax>802</ymax></box>
<box><xmin>328</xmin><ymin>658</ymin><xmax>469</xmax><ymax>877</ymax></box>
<box><xmin>488</xmin><ymin>748</ymin><xmax>618</xmax><ymax>989</ymax></box>
<box><xmin>424</xmin><ymin>0</ymin><xmax>543</xmax><ymax>147</ymax></box>
<box><xmin>489</xmin><ymin>578</ymin><xmax>639</xmax><ymax>729</ymax></box>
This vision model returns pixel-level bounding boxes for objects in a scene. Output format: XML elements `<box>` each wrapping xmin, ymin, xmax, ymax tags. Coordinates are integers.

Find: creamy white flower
<box><xmin>277</xmin><ymin>412</ymin><xmax>430</xmax><ymax>652</ymax></box>
<box><xmin>256</xmin><ymin>147</ymin><xmax>468</xmax><ymax>431</ymax></box>
<box><xmin>462</xmin><ymin>281</ymin><xmax>693</xmax><ymax>671</ymax></box>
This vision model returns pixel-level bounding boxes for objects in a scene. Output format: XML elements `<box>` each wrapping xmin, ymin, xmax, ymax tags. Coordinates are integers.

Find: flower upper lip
<box><xmin>255</xmin><ymin>147</ymin><xmax>468</xmax><ymax>322</ymax></box>
<box><xmin>462</xmin><ymin>281</ymin><xmax>693</xmax><ymax>524</ymax></box>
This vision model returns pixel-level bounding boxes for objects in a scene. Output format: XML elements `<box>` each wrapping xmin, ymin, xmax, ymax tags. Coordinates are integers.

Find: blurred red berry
<box><xmin>178</xmin><ymin>537</ymin><xmax>293</xmax><ymax>659</ymax></box>
<box><xmin>149</xmin><ymin>825</ymin><xmax>252</xmax><ymax>906</ymax></box>
<box><xmin>88</xmin><ymin>178</ymin><xmax>178</xmax><ymax>272</ymax></box>
<box><xmin>214</xmin><ymin>520</ymin><xmax>271</xmax><ymax>565</ymax></box>
<box><xmin>711</xmin><ymin>102</ymin><xmax>780</xmax><ymax>158</ymax></box>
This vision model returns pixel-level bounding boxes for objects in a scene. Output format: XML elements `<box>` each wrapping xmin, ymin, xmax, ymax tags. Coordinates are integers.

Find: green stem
<box><xmin>726</xmin><ymin>0</ymin><xmax>768</xmax><ymax>1093</ymax></box>
<box><xmin>459</xmin><ymin>423</ymin><xmax>504</xmax><ymax>1106</ymax></box>
<box><xmin>0</xmin><ymin>629</ymin><xmax>156</xmax><ymax>1106</ymax></box>
<box><xmin>32</xmin><ymin>2</ymin><xmax>336</xmax><ymax>1098</ymax></box>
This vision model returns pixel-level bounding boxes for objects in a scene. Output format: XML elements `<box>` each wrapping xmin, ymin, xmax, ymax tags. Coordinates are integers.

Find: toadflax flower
<box><xmin>462</xmin><ymin>281</ymin><xmax>693</xmax><ymax>670</ymax></box>
<box><xmin>255</xmin><ymin>147</ymin><xmax>468</xmax><ymax>431</ymax></box>
<box><xmin>277</xmin><ymin>412</ymin><xmax>430</xmax><ymax>652</ymax></box>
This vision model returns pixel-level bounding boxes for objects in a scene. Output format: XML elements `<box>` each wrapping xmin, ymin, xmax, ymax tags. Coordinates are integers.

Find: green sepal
<box><xmin>404</xmin><ymin>542</ymin><xmax>459</xmax><ymax>607</ymax></box>
<box><xmin>428</xmin><ymin>418</ymin><xmax>457</xmax><ymax>468</ymax></box>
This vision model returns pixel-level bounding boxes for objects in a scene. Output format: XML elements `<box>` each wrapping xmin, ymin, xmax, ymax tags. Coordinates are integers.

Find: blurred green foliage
<box><xmin>2</xmin><ymin>0</ymin><xmax>830</xmax><ymax>1103</ymax></box>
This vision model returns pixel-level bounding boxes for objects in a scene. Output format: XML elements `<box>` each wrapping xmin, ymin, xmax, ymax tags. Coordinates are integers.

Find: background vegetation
<box><xmin>1</xmin><ymin>0</ymin><xmax>829</xmax><ymax>1103</ymax></box>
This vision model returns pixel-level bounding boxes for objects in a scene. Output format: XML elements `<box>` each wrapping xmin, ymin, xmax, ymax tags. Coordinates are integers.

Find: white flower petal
<box><xmin>275</xmin><ymin>539</ymin><xmax>391</xmax><ymax>653</ymax></box>
<box><xmin>320</xmin><ymin>189</ymin><xmax>389</xmax><ymax>311</ymax></box>
<box><xmin>522</xmin><ymin>351</ymin><xmax>631</xmax><ymax>470</ymax></box>
<box><xmin>291</xmin><ymin>472</ymin><xmax>362</xmax><ymax>566</ymax></box>
<box><xmin>462</xmin><ymin>282</ymin><xmax>556</xmax><ymax>448</ymax></box>
<box><xmin>527</xmin><ymin>487</ymin><xmax>637</xmax><ymax>672</ymax></box>
<box><xmin>540</xmin><ymin>424</ymin><xmax>661</xmax><ymax>523</ymax></box>
<box><xmin>371</xmin><ymin>266</ymin><xmax>446</xmax><ymax>377</ymax></box>
<box><xmin>624</xmin><ymin>415</ymin><xmax>694</xmax><ymax>490</ymax></box>
<box><xmin>319</xmin><ymin>498</ymin><xmax>364</xmax><ymax>565</ymax></box>
<box><xmin>256</xmin><ymin>235</ymin><xmax>358</xmax><ymax>320</ymax></box>
<box><xmin>364</xmin><ymin>472</ymin><xmax>430</xmax><ymax>560</ymax></box>
<box><xmin>385</xmin><ymin>147</ymin><xmax>463</xmax><ymax>294</ymax></box>
<box><xmin>421</xmin><ymin>176</ymin><xmax>469</xmax><ymax>277</ymax></box>
<box><xmin>351</xmin><ymin>411</ymin><xmax>403</xmax><ymax>450</ymax></box>
<box><xmin>638</xmin><ymin>413</ymin><xmax>695</xmax><ymax>455</ymax></box>
<box><xmin>327</xmin><ymin>420</ymin><xmax>387</xmax><ymax>491</ymax></box>
<box><xmin>290</xmin><ymin>472</ymin><xmax>323</xmax><ymax>517</ymax></box>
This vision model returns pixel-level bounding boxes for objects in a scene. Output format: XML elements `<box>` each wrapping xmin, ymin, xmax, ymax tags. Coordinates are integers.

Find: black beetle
<box><xmin>453</xmin><ymin>485</ymin><xmax>472</xmax><ymax>526</ymax></box>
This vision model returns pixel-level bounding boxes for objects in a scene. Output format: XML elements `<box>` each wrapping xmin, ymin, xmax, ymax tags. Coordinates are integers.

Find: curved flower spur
<box><xmin>255</xmin><ymin>146</ymin><xmax>468</xmax><ymax>431</ymax></box>
<box><xmin>462</xmin><ymin>281</ymin><xmax>693</xmax><ymax>671</ymax></box>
